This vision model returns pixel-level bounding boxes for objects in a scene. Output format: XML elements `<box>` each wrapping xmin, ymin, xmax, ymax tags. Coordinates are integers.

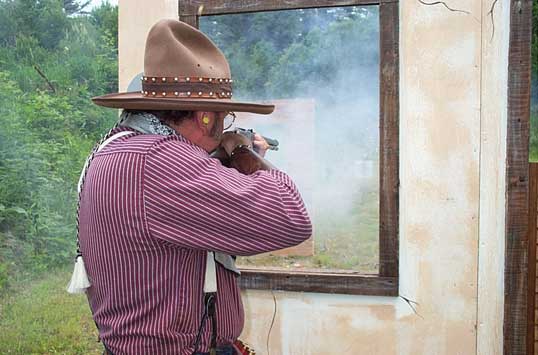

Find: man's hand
<box><xmin>252</xmin><ymin>133</ymin><xmax>270</xmax><ymax>158</ymax></box>
<box><xmin>219</xmin><ymin>132</ymin><xmax>276</xmax><ymax>173</ymax></box>
<box><xmin>220</xmin><ymin>132</ymin><xmax>252</xmax><ymax>156</ymax></box>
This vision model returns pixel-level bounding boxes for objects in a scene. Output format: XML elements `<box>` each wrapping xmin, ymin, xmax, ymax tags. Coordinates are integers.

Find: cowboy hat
<box><xmin>92</xmin><ymin>19</ymin><xmax>274</xmax><ymax>115</ymax></box>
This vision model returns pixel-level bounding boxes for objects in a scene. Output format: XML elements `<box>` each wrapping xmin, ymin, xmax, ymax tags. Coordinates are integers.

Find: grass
<box><xmin>0</xmin><ymin>266</ymin><xmax>101</xmax><ymax>354</ymax></box>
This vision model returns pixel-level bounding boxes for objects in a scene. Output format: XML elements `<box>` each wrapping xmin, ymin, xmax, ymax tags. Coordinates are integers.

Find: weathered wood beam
<box><xmin>180</xmin><ymin>0</ymin><xmax>379</xmax><ymax>16</ymax></box>
<box><xmin>239</xmin><ymin>268</ymin><xmax>398</xmax><ymax>296</ymax></box>
<box><xmin>504</xmin><ymin>0</ymin><xmax>533</xmax><ymax>354</ymax></box>
<box><xmin>378</xmin><ymin>0</ymin><xmax>399</xmax><ymax>279</ymax></box>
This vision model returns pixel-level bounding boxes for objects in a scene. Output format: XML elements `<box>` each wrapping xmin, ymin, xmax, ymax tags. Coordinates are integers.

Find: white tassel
<box><xmin>203</xmin><ymin>251</ymin><xmax>217</xmax><ymax>293</ymax></box>
<box><xmin>66</xmin><ymin>255</ymin><xmax>91</xmax><ymax>294</ymax></box>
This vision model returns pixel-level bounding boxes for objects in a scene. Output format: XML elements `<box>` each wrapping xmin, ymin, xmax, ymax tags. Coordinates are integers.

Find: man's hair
<box><xmin>145</xmin><ymin>110</ymin><xmax>194</xmax><ymax>126</ymax></box>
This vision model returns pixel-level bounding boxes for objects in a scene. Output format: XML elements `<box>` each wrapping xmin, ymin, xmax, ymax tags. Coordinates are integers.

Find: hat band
<box><xmin>141</xmin><ymin>75</ymin><xmax>233</xmax><ymax>99</ymax></box>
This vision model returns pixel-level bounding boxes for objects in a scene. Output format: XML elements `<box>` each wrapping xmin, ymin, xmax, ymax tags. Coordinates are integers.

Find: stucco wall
<box><xmin>477</xmin><ymin>0</ymin><xmax>510</xmax><ymax>353</ymax></box>
<box><xmin>118</xmin><ymin>0</ymin><xmax>178</xmax><ymax>91</ymax></box>
<box><xmin>118</xmin><ymin>1</ymin><xmax>510</xmax><ymax>354</ymax></box>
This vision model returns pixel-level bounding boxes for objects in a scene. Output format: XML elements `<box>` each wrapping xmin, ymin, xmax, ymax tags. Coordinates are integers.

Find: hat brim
<box><xmin>92</xmin><ymin>92</ymin><xmax>274</xmax><ymax>114</ymax></box>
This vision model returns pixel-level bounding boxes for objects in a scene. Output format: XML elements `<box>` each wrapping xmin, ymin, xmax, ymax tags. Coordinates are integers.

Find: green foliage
<box><xmin>90</xmin><ymin>1</ymin><xmax>118</xmax><ymax>49</ymax></box>
<box><xmin>0</xmin><ymin>0</ymin><xmax>118</xmax><ymax>293</ymax></box>
<box><xmin>0</xmin><ymin>0</ymin><xmax>69</xmax><ymax>49</ymax></box>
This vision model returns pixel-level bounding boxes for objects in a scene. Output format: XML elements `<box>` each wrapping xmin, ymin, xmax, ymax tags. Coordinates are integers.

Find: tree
<box><xmin>0</xmin><ymin>0</ymin><xmax>119</xmax><ymax>291</ymax></box>
<box><xmin>63</xmin><ymin>0</ymin><xmax>91</xmax><ymax>15</ymax></box>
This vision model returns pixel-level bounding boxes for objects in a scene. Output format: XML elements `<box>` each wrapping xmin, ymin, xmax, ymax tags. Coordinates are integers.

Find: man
<box><xmin>70</xmin><ymin>19</ymin><xmax>312</xmax><ymax>355</ymax></box>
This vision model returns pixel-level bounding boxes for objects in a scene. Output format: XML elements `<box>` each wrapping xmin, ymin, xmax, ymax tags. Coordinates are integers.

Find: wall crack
<box><xmin>487</xmin><ymin>0</ymin><xmax>499</xmax><ymax>42</ymax></box>
<box><xmin>400</xmin><ymin>295</ymin><xmax>424</xmax><ymax>319</ymax></box>
<box><xmin>417</xmin><ymin>0</ymin><xmax>470</xmax><ymax>15</ymax></box>
<box><xmin>266</xmin><ymin>291</ymin><xmax>277</xmax><ymax>355</ymax></box>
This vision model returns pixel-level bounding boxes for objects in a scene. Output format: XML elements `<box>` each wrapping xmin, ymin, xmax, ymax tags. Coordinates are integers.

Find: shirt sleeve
<box><xmin>143</xmin><ymin>137</ymin><xmax>313</xmax><ymax>256</ymax></box>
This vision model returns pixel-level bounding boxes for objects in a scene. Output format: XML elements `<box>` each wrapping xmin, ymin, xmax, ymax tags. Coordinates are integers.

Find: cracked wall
<box><xmin>118</xmin><ymin>0</ymin><xmax>511</xmax><ymax>354</ymax></box>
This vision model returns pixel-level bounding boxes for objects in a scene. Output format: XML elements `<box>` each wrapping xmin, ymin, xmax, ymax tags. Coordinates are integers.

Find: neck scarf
<box><xmin>119</xmin><ymin>110</ymin><xmax>175</xmax><ymax>135</ymax></box>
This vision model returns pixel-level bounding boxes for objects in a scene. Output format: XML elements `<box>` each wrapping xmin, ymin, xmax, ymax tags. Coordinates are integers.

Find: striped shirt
<box><xmin>78</xmin><ymin>128</ymin><xmax>312</xmax><ymax>354</ymax></box>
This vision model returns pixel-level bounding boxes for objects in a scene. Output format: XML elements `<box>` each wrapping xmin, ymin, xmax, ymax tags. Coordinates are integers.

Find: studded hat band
<box><xmin>141</xmin><ymin>75</ymin><xmax>233</xmax><ymax>98</ymax></box>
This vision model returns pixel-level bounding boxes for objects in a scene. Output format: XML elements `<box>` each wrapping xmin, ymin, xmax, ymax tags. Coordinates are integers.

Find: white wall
<box><xmin>119</xmin><ymin>1</ymin><xmax>511</xmax><ymax>353</ymax></box>
<box><xmin>477</xmin><ymin>0</ymin><xmax>510</xmax><ymax>353</ymax></box>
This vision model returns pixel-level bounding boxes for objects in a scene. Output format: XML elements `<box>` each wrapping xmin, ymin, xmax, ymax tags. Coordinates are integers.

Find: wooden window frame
<box><xmin>178</xmin><ymin>0</ymin><xmax>399</xmax><ymax>297</ymax></box>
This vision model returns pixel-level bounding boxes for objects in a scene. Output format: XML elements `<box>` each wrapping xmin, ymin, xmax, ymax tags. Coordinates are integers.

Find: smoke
<box><xmin>201</xmin><ymin>6</ymin><xmax>380</xmax><ymax>271</ymax></box>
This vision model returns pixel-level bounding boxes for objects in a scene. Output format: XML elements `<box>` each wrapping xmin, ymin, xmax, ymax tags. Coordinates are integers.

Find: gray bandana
<box><xmin>119</xmin><ymin>110</ymin><xmax>176</xmax><ymax>135</ymax></box>
<box><xmin>118</xmin><ymin>110</ymin><xmax>240</xmax><ymax>275</ymax></box>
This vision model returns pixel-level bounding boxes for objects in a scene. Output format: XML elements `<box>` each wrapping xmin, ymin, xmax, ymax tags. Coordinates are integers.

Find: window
<box><xmin>180</xmin><ymin>0</ymin><xmax>399</xmax><ymax>296</ymax></box>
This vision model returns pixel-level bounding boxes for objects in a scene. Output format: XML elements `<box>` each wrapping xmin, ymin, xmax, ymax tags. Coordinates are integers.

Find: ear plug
<box><xmin>202</xmin><ymin>116</ymin><xmax>210</xmax><ymax>124</ymax></box>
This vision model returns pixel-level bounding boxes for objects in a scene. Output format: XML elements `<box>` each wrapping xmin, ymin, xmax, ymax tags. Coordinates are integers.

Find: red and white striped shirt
<box><xmin>78</xmin><ymin>128</ymin><xmax>312</xmax><ymax>354</ymax></box>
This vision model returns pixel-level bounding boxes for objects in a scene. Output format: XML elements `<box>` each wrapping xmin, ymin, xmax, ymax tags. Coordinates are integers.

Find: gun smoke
<box><xmin>201</xmin><ymin>6</ymin><xmax>380</xmax><ymax>271</ymax></box>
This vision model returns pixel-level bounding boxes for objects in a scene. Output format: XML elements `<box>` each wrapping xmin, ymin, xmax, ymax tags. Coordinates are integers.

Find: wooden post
<box><xmin>504</xmin><ymin>0</ymin><xmax>533</xmax><ymax>353</ymax></box>
<box><xmin>179</xmin><ymin>2</ymin><xmax>200</xmax><ymax>28</ymax></box>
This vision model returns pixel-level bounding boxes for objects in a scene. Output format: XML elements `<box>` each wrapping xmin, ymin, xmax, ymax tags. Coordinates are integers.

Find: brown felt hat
<box><xmin>92</xmin><ymin>19</ymin><xmax>274</xmax><ymax>114</ymax></box>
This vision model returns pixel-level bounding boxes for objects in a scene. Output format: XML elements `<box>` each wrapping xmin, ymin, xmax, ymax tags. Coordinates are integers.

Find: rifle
<box><xmin>232</xmin><ymin>127</ymin><xmax>279</xmax><ymax>151</ymax></box>
<box><xmin>211</xmin><ymin>128</ymin><xmax>279</xmax><ymax>174</ymax></box>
